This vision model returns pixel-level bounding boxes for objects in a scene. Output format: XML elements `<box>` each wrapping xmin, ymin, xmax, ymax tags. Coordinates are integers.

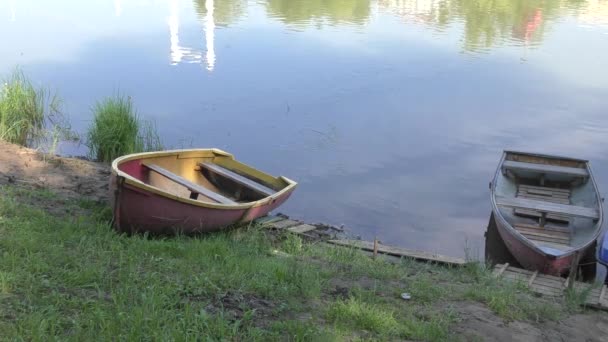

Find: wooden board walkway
<box><xmin>327</xmin><ymin>239</ymin><xmax>466</xmax><ymax>266</ymax></box>
<box><xmin>493</xmin><ymin>263</ymin><xmax>608</xmax><ymax>310</ymax></box>
<box><xmin>255</xmin><ymin>215</ymin><xmax>466</xmax><ymax>267</ymax></box>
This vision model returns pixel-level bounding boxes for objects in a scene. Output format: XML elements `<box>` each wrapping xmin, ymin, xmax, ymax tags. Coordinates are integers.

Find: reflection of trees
<box><xmin>265</xmin><ymin>0</ymin><xmax>371</xmax><ymax>26</ymax></box>
<box><xmin>193</xmin><ymin>0</ymin><xmax>246</xmax><ymax>27</ymax></box>
<box><xmin>379</xmin><ymin>0</ymin><xmax>590</xmax><ymax>51</ymax></box>
<box><xmin>451</xmin><ymin>0</ymin><xmax>560</xmax><ymax>50</ymax></box>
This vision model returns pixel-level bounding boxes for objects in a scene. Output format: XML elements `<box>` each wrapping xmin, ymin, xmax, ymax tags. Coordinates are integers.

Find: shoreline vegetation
<box><xmin>0</xmin><ymin>70</ymin><xmax>162</xmax><ymax>162</ymax></box>
<box><xmin>86</xmin><ymin>94</ymin><xmax>163</xmax><ymax>162</ymax></box>
<box><xmin>1</xmin><ymin>142</ymin><xmax>607</xmax><ymax>340</ymax></box>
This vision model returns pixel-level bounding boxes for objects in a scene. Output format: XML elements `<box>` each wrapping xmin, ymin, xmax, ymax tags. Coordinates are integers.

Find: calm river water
<box><xmin>2</xmin><ymin>0</ymin><xmax>608</xmax><ymax>257</ymax></box>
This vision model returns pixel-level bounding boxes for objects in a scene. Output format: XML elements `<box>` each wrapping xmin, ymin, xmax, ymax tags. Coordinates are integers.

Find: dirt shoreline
<box><xmin>2</xmin><ymin>140</ymin><xmax>608</xmax><ymax>341</ymax></box>
<box><xmin>0</xmin><ymin>141</ymin><xmax>110</xmax><ymax>204</ymax></box>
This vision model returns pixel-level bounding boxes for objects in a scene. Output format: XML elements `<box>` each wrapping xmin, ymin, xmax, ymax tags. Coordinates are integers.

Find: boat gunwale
<box><xmin>503</xmin><ymin>150</ymin><xmax>589</xmax><ymax>164</ymax></box>
<box><xmin>111</xmin><ymin>149</ymin><xmax>298</xmax><ymax>210</ymax></box>
<box><xmin>490</xmin><ymin>150</ymin><xmax>604</xmax><ymax>259</ymax></box>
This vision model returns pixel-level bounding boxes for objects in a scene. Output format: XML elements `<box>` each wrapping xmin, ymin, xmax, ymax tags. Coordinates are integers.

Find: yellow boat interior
<box><xmin>114</xmin><ymin>149</ymin><xmax>295</xmax><ymax>205</ymax></box>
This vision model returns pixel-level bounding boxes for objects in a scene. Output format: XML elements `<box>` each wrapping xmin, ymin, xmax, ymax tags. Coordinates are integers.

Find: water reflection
<box><xmin>263</xmin><ymin>0</ymin><xmax>605</xmax><ymax>51</ymax></box>
<box><xmin>193</xmin><ymin>0</ymin><xmax>246</xmax><ymax>27</ymax></box>
<box><xmin>378</xmin><ymin>0</ymin><xmax>597</xmax><ymax>51</ymax></box>
<box><xmin>204</xmin><ymin>0</ymin><xmax>216</xmax><ymax>71</ymax></box>
<box><xmin>168</xmin><ymin>0</ymin><xmax>215</xmax><ymax>71</ymax></box>
<box><xmin>265</xmin><ymin>0</ymin><xmax>370</xmax><ymax>27</ymax></box>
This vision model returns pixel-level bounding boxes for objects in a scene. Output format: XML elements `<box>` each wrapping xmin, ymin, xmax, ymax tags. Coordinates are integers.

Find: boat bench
<box><xmin>515</xmin><ymin>184</ymin><xmax>571</xmax><ymax>223</ymax></box>
<box><xmin>502</xmin><ymin>160</ymin><xmax>588</xmax><ymax>178</ymax></box>
<box><xmin>143</xmin><ymin>163</ymin><xmax>236</xmax><ymax>204</ymax></box>
<box><xmin>496</xmin><ymin>196</ymin><xmax>599</xmax><ymax>220</ymax></box>
<box><xmin>198</xmin><ymin>162</ymin><xmax>275</xmax><ymax>197</ymax></box>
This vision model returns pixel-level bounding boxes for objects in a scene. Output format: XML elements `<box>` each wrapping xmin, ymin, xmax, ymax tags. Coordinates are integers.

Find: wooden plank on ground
<box><xmin>494</xmin><ymin>264</ymin><xmax>608</xmax><ymax>311</ymax></box>
<box><xmin>503</xmin><ymin>160</ymin><xmax>588</xmax><ymax>177</ymax></box>
<box><xmin>271</xmin><ymin>219</ymin><xmax>301</xmax><ymax>229</ymax></box>
<box><xmin>496</xmin><ymin>196</ymin><xmax>598</xmax><ymax>219</ymax></box>
<box><xmin>287</xmin><ymin>224</ymin><xmax>317</xmax><ymax>234</ymax></box>
<box><xmin>326</xmin><ymin>239</ymin><xmax>466</xmax><ymax>266</ymax></box>
<box><xmin>255</xmin><ymin>216</ymin><xmax>284</xmax><ymax>226</ymax></box>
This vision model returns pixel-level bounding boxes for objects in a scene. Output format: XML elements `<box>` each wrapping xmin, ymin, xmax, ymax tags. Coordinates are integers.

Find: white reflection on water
<box><xmin>205</xmin><ymin>0</ymin><xmax>216</xmax><ymax>71</ymax></box>
<box><xmin>169</xmin><ymin>0</ymin><xmax>203</xmax><ymax>65</ymax></box>
<box><xmin>168</xmin><ymin>0</ymin><xmax>215</xmax><ymax>71</ymax></box>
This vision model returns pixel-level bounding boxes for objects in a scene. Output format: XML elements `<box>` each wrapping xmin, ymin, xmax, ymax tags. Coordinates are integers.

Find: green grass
<box><xmin>0</xmin><ymin>184</ymin><xmax>579</xmax><ymax>341</ymax></box>
<box><xmin>86</xmin><ymin>94</ymin><xmax>162</xmax><ymax>162</ymax></box>
<box><xmin>0</xmin><ymin>70</ymin><xmax>60</xmax><ymax>147</ymax></box>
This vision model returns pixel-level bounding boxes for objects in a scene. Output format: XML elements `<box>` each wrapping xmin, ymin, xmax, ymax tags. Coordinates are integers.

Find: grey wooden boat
<box><xmin>490</xmin><ymin>151</ymin><xmax>603</xmax><ymax>276</ymax></box>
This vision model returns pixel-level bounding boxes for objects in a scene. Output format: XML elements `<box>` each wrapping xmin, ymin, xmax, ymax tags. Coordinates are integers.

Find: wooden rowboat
<box><xmin>490</xmin><ymin>151</ymin><xmax>603</xmax><ymax>276</ymax></box>
<box><xmin>110</xmin><ymin>149</ymin><xmax>297</xmax><ymax>234</ymax></box>
<box><xmin>598</xmin><ymin>232</ymin><xmax>608</xmax><ymax>268</ymax></box>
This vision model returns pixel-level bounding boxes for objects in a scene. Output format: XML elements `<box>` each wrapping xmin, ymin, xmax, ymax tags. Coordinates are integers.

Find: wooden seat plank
<box><xmin>199</xmin><ymin>162</ymin><xmax>275</xmax><ymax>197</ymax></box>
<box><xmin>496</xmin><ymin>196</ymin><xmax>598</xmax><ymax>219</ymax></box>
<box><xmin>515</xmin><ymin>227</ymin><xmax>569</xmax><ymax>242</ymax></box>
<box><xmin>143</xmin><ymin>163</ymin><xmax>236</xmax><ymax>205</ymax></box>
<box><xmin>503</xmin><ymin>160</ymin><xmax>588</xmax><ymax>177</ymax></box>
<box><xmin>517</xmin><ymin>193</ymin><xmax>570</xmax><ymax>204</ymax></box>
<box><xmin>519</xmin><ymin>184</ymin><xmax>571</xmax><ymax>195</ymax></box>
<box><xmin>521</xmin><ymin>188</ymin><xmax>569</xmax><ymax>197</ymax></box>
<box><xmin>514</xmin><ymin>223</ymin><xmax>570</xmax><ymax>234</ymax></box>
<box><xmin>513</xmin><ymin>209</ymin><xmax>569</xmax><ymax>223</ymax></box>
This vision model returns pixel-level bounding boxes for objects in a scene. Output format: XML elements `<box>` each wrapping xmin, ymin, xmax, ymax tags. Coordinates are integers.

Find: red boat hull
<box><xmin>492</xmin><ymin>212</ymin><xmax>587</xmax><ymax>276</ymax></box>
<box><xmin>111</xmin><ymin>175</ymin><xmax>294</xmax><ymax>234</ymax></box>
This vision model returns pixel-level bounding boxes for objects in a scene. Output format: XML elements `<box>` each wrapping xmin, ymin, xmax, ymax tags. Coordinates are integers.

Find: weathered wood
<box><xmin>501</xmin><ymin>266</ymin><xmax>534</xmax><ymax>275</ymax></box>
<box><xmin>568</xmin><ymin>251</ymin><xmax>582</xmax><ymax>290</ymax></box>
<box><xmin>514</xmin><ymin>209</ymin><xmax>569</xmax><ymax>223</ymax></box>
<box><xmin>494</xmin><ymin>263</ymin><xmax>510</xmax><ymax>277</ymax></box>
<box><xmin>528</xmin><ymin>271</ymin><xmax>538</xmax><ymax>286</ymax></box>
<box><xmin>530</xmin><ymin>286</ymin><xmax>562</xmax><ymax>296</ymax></box>
<box><xmin>519</xmin><ymin>189</ymin><xmax>570</xmax><ymax>199</ymax></box>
<box><xmin>503</xmin><ymin>160</ymin><xmax>588</xmax><ymax>177</ymax></box>
<box><xmin>199</xmin><ymin>162</ymin><xmax>275</xmax><ymax>197</ymax></box>
<box><xmin>256</xmin><ymin>216</ymin><xmax>285</xmax><ymax>225</ymax></box>
<box><xmin>143</xmin><ymin>163</ymin><xmax>236</xmax><ymax>204</ymax></box>
<box><xmin>515</xmin><ymin>232</ymin><xmax>570</xmax><ymax>245</ymax></box>
<box><xmin>326</xmin><ymin>240</ymin><xmax>466</xmax><ymax>266</ymax></box>
<box><xmin>515</xmin><ymin>228</ymin><xmax>570</xmax><ymax>241</ymax></box>
<box><xmin>514</xmin><ymin>226</ymin><xmax>570</xmax><ymax>241</ymax></box>
<box><xmin>514</xmin><ymin>223</ymin><xmax>570</xmax><ymax>234</ymax></box>
<box><xmin>517</xmin><ymin>193</ymin><xmax>570</xmax><ymax>204</ymax></box>
<box><xmin>373</xmin><ymin>237</ymin><xmax>379</xmax><ymax>259</ymax></box>
<box><xmin>496</xmin><ymin>196</ymin><xmax>598</xmax><ymax>219</ymax></box>
<box><xmin>271</xmin><ymin>219</ymin><xmax>301</xmax><ymax>229</ymax></box>
<box><xmin>519</xmin><ymin>184</ymin><xmax>571</xmax><ymax>194</ymax></box>
<box><xmin>287</xmin><ymin>224</ymin><xmax>317</xmax><ymax>234</ymax></box>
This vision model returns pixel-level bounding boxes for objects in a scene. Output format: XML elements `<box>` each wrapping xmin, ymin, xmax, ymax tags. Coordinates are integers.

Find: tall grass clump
<box><xmin>0</xmin><ymin>70</ymin><xmax>63</xmax><ymax>147</ymax></box>
<box><xmin>86</xmin><ymin>94</ymin><xmax>163</xmax><ymax>162</ymax></box>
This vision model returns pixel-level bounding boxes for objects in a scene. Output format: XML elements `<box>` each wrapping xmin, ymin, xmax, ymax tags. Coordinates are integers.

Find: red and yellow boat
<box><xmin>110</xmin><ymin>149</ymin><xmax>297</xmax><ymax>234</ymax></box>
